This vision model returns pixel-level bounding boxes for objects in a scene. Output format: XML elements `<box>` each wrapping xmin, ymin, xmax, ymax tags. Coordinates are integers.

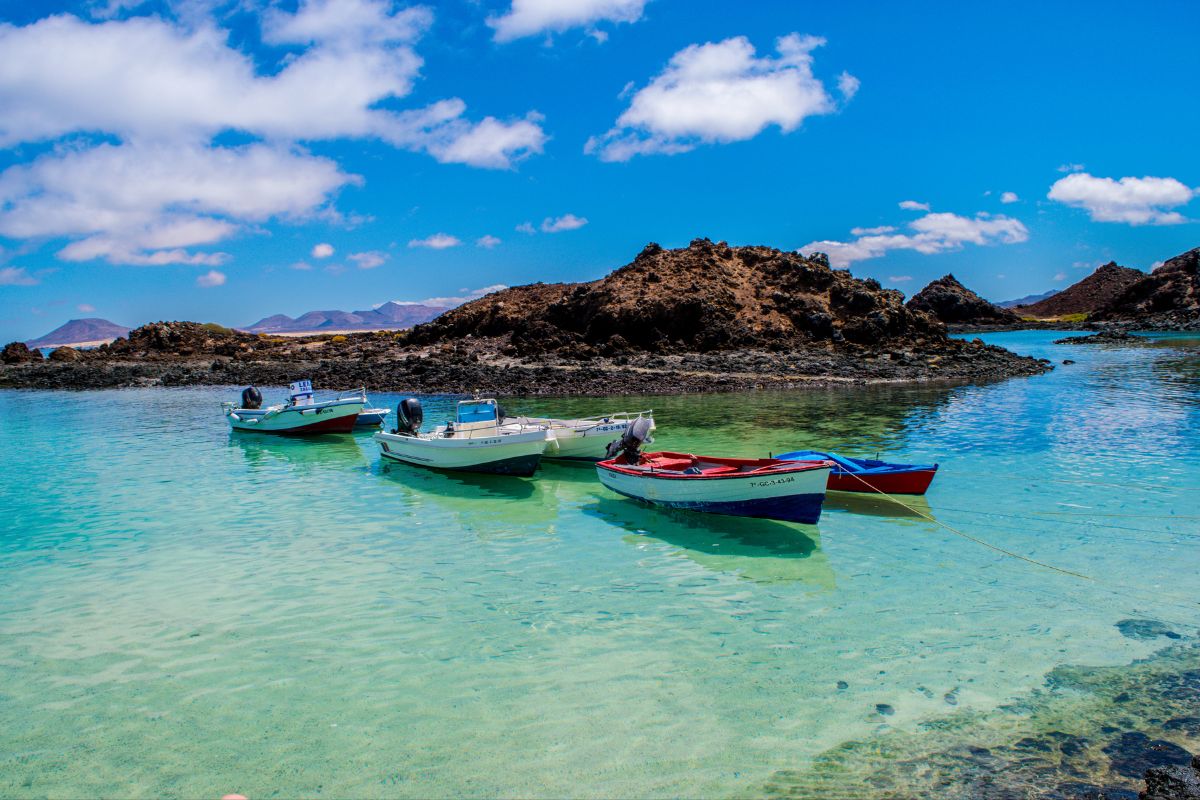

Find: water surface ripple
<box><xmin>1</xmin><ymin>331</ymin><xmax>1197</xmax><ymax>798</ymax></box>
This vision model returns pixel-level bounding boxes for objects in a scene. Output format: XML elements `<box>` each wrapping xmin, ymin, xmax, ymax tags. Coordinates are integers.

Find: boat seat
<box><xmin>645</xmin><ymin>457</ymin><xmax>696</xmax><ymax>472</ymax></box>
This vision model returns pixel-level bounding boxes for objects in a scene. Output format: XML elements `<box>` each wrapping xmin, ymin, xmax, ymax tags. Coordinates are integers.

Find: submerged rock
<box><xmin>1056</xmin><ymin>330</ymin><xmax>1137</xmax><ymax>345</ymax></box>
<box><xmin>1141</xmin><ymin>755</ymin><xmax>1200</xmax><ymax>800</ymax></box>
<box><xmin>1116</xmin><ymin>620</ymin><xmax>1183</xmax><ymax>641</ymax></box>
<box><xmin>1104</xmin><ymin>733</ymin><xmax>1192</xmax><ymax>779</ymax></box>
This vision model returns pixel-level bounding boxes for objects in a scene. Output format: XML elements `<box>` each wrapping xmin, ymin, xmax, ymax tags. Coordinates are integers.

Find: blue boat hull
<box><xmin>605</xmin><ymin>486</ymin><xmax>826</xmax><ymax>524</ymax></box>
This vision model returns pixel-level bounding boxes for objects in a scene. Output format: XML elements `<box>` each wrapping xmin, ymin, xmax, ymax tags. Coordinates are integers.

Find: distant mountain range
<box><xmin>242</xmin><ymin>301</ymin><xmax>448</xmax><ymax>334</ymax></box>
<box><xmin>996</xmin><ymin>289</ymin><xmax>1059</xmax><ymax>308</ymax></box>
<box><xmin>26</xmin><ymin>318</ymin><xmax>131</xmax><ymax>348</ymax></box>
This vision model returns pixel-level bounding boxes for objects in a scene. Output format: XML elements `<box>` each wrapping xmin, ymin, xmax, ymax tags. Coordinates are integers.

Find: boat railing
<box><xmin>508</xmin><ymin>410</ymin><xmax>655</xmax><ymax>429</ymax></box>
<box><xmin>444</xmin><ymin>419</ymin><xmax>552</xmax><ymax>439</ymax></box>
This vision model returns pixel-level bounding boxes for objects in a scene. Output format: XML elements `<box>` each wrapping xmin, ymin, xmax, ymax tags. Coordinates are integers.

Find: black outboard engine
<box><xmin>395</xmin><ymin>398</ymin><xmax>423</xmax><ymax>435</ymax></box>
<box><xmin>605</xmin><ymin>416</ymin><xmax>654</xmax><ymax>463</ymax></box>
<box><xmin>241</xmin><ymin>386</ymin><xmax>262</xmax><ymax>409</ymax></box>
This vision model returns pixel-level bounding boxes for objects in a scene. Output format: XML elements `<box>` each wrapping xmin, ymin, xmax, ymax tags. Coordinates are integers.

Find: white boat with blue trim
<box><xmin>595</xmin><ymin>420</ymin><xmax>833</xmax><ymax>524</ymax></box>
<box><xmin>374</xmin><ymin>397</ymin><xmax>554</xmax><ymax>476</ymax></box>
<box><xmin>223</xmin><ymin>381</ymin><xmax>365</xmax><ymax>435</ymax></box>
<box><xmin>501</xmin><ymin>410</ymin><xmax>655</xmax><ymax>461</ymax></box>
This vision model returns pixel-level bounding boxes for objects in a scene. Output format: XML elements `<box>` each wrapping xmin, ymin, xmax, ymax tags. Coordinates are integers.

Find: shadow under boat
<box><xmin>584</xmin><ymin>496</ymin><xmax>836</xmax><ymax>589</ymax></box>
<box><xmin>227</xmin><ymin>431</ymin><xmax>368</xmax><ymax>472</ymax></box>
<box><xmin>823</xmin><ymin>491</ymin><xmax>939</xmax><ymax>521</ymax></box>
<box><xmin>374</xmin><ymin>457</ymin><xmax>541</xmax><ymax>500</ymax></box>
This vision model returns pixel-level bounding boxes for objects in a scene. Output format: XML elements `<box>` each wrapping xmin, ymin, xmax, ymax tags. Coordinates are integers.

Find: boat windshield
<box><xmin>457</xmin><ymin>401</ymin><xmax>497</xmax><ymax>425</ymax></box>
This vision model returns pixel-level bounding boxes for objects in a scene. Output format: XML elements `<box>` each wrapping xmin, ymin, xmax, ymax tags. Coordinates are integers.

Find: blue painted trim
<box><xmin>777</xmin><ymin>450</ymin><xmax>937</xmax><ymax>476</ymax></box>
<box><xmin>606</xmin><ymin>487</ymin><xmax>825</xmax><ymax>524</ymax></box>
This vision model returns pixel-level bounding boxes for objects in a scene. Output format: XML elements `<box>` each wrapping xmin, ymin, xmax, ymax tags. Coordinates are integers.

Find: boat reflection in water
<box><xmin>822</xmin><ymin>491</ymin><xmax>939</xmax><ymax>522</ymax></box>
<box><xmin>374</xmin><ymin>457</ymin><xmax>558</xmax><ymax>537</ymax></box>
<box><xmin>585</xmin><ymin>497</ymin><xmax>835</xmax><ymax>590</ymax></box>
<box><xmin>227</xmin><ymin>431</ymin><xmax>369</xmax><ymax>474</ymax></box>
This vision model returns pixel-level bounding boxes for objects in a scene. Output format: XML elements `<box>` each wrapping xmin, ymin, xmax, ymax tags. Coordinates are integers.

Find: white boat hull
<box><xmin>596</xmin><ymin>463</ymin><xmax>830</xmax><ymax>524</ymax></box>
<box><xmin>374</xmin><ymin>429</ymin><xmax>551</xmax><ymax>476</ymax></box>
<box><xmin>355</xmin><ymin>408</ymin><xmax>390</xmax><ymax>427</ymax></box>
<box><xmin>510</xmin><ymin>414</ymin><xmax>655</xmax><ymax>461</ymax></box>
<box><xmin>226</xmin><ymin>398</ymin><xmax>363</xmax><ymax>434</ymax></box>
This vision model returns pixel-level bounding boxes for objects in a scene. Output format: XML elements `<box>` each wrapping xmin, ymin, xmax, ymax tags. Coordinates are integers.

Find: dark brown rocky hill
<box><xmin>1017</xmin><ymin>263</ymin><xmax>1145</xmax><ymax>318</ymax></box>
<box><xmin>1</xmin><ymin>241</ymin><xmax>1053</xmax><ymax>393</ymax></box>
<box><xmin>410</xmin><ymin>239</ymin><xmax>947</xmax><ymax>354</ymax></box>
<box><xmin>1092</xmin><ymin>247</ymin><xmax>1200</xmax><ymax>329</ymax></box>
<box><xmin>905</xmin><ymin>275</ymin><xmax>1020</xmax><ymax>326</ymax></box>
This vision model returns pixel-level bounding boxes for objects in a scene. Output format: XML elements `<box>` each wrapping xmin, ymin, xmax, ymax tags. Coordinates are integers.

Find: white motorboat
<box><xmin>500</xmin><ymin>410</ymin><xmax>655</xmax><ymax>461</ymax></box>
<box><xmin>354</xmin><ymin>405</ymin><xmax>390</xmax><ymax>428</ymax></box>
<box><xmin>223</xmin><ymin>380</ymin><xmax>365</xmax><ymax>435</ymax></box>
<box><xmin>374</xmin><ymin>397</ymin><xmax>553</xmax><ymax>476</ymax></box>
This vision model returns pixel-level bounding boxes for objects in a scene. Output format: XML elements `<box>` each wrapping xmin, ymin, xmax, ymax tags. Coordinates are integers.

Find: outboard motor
<box><xmin>395</xmin><ymin>397</ymin><xmax>423</xmax><ymax>435</ymax></box>
<box><xmin>605</xmin><ymin>416</ymin><xmax>654</xmax><ymax>463</ymax></box>
<box><xmin>241</xmin><ymin>386</ymin><xmax>262</xmax><ymax>410</ymax></box>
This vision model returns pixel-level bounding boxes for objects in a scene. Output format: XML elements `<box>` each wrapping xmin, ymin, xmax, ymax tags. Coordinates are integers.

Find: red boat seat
<box><xmin>643</xmin><ymin>457</ymin><xmax>696</xmax><ymax>472</ymax></box>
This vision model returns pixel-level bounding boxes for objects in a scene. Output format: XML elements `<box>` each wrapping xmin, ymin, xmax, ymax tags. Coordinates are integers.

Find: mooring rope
<box><xmin>837</xmin><ymin>470</ymin><xmax>1200</xmax><ymax>618</ymax></box>
<box><xmin>840</xmin><ymin>470</ymin><xmax>1096</xmax><ymax>580</ymax></box>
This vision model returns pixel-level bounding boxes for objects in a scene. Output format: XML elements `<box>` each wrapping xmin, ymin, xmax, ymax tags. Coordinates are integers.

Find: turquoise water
<box><xmin>1</xmin><ymin>330</ymin><xmax>1198</xmax><ymax>798</ymax></box>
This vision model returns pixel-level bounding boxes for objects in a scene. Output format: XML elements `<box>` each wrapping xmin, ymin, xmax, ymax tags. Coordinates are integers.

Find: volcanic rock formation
<box><xmin>1</xmin><ymin>341</ymin><xmax>41</xmax><ymax>364</ymax></box>
<box><xmin>1</xmin><ymin>241</ymin><xmax>1053</xmax><ymax>393</ymax></box>
<box><xmin>26</xmin><ymin>318</ymin><xmax>130</xmax><ymax>348</ymax></box>
<box><xmin>1018</xmin><ymin>262</ymin><xmax>1145</xmax><ymax>318</ymax></box>
<box><xmin>1092</xmin><ymin>247</ymin><xmax>1200</xmax><ymax>329</ymax></box>
<box><xmin>905</xmin><ymin>274</ymin><xmax>1021</xmax><ymax>326</ymax></box>
<box><xmin>409</xmin><ymin>238</ymin><xmax>948</xmax><ymax>355</ymax></box>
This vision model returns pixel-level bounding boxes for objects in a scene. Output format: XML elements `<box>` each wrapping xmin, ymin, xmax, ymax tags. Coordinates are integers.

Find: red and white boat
<box><xmin>595</xmin><ymin>420</ymin><xmax>833</xmax><ymax>524</ymax></box>
<box><xmin>223</xmin><ymin>381</ymin><xmax>364</xmax><ymax>435</ymax></box>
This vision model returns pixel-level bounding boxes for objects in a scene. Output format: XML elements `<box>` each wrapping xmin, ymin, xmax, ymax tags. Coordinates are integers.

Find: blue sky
<box><xmin>1</xmin><ymin>0</ymin><xmax>1198</xmax><ymax>341</ymax></box>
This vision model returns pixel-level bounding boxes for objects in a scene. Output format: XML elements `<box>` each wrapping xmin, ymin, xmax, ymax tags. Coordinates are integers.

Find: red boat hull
<box><xmin>827</xmin><ymin>468</ymin><xmax>936</xmax><ymax>495</ymax></box>
<box><xmin>243</xmin><ymin>414</ymin><xmax>359</xmax><ymax>435</ymax></box>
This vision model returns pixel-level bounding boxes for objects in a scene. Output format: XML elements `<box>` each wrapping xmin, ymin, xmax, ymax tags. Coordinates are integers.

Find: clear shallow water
<box><xmin>0</xmin><ymin>330</ymin><xmax>1198</xmax><ymax>798</ymax></box>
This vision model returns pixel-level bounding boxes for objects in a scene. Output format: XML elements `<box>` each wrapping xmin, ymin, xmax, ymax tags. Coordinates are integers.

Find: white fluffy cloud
<box><xmin>408</xmin><ymin>233</ymin><xmax>462</xmax><ymax>249</ymax></box>
<box><xmin>802</xmin><ymin>208</ymin><xmax>1029</xmax><ymax>268</ymax></box>
<box><xmin>348</xmin><ymin>250</ymin><xmax>386</xmax><ymax>269</ymax></box>
<box><xmin>388</xmin><ymin>283</ymin><xmax>509</xmax><ymax>307</ymax></box>
<box><xmin>0</xmin><ymin>142</ymin><xmax>353</xmax><ymax>265</ymax></box>
<box><xmin>488</xmin><ymin>0</ymin><xmax>647</xmax><ymax>43</ymax></box>
<box><xmin>476</xmin><ymin>235</ymin><xmax>502</xmax><ymax>248</ymax></box>
<box><xmin>311</xmin><ymin>243</ymin><xmax>336</xmax><ymax>259</ymax></box>
<box><xmin>586</xmin><ymin>33</ymin><xmax>850</xmax><ymax>161</ymax></box>
<box><xmin>1047</xmin><ymin>172</ymin><xmax>1196</xmax><ymax>225</ymax></box>
<box><xmin>837</xmin><ymin>71</ymin><xmax>860</xmax><ymax>100</ymax></box>
<box><xmin>0</xmin><ymin>266</ymin><xmax>38</xmax><ymax>285</ymax></box>
<box><xmin>899</xmin><ymin>200</ymin><xmax>930</xmax><ymax>211</ymax></box>
<box><xmin>1000</xmin><ymin>191</ymin><xmax>1019</xmax><ymax>204</ymax></box>
<box><xmin>0</xmin><ymin>4</ymin><xmax>547</xmax><ymax>266</ymax></box>
<box><xmin>541</xmin><ymin>213</ymin><xmax>588</xmax><ymax>232</ymax></box>
<box><xmin>196</xmin><ymin>269</ymin><xmax>226</xmax><ymax>287</ymax></box>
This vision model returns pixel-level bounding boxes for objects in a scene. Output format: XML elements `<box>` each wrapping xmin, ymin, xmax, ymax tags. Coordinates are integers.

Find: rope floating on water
<box><xmin>841</xmin><ymin>470</ymin><xmax>1096</xmax><ymax>581</ymax></box>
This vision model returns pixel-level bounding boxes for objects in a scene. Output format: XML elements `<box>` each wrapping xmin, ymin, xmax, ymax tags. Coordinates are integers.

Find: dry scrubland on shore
<box><xmin>2</xmin><ymin>240</ymin><xmax>1058</xmax><ymax>393</ymax></box>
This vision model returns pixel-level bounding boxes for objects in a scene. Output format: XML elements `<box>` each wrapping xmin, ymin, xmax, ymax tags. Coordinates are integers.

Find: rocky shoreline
<box><xmin>0</xmin><ymin>334</ymin><xmax>1051</xmax><ymax>395</ymax></box>
<box><xmin>1</xmin><ymin>240</ymin><xmax>1061</xmax><ymax>395</ymax></box>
